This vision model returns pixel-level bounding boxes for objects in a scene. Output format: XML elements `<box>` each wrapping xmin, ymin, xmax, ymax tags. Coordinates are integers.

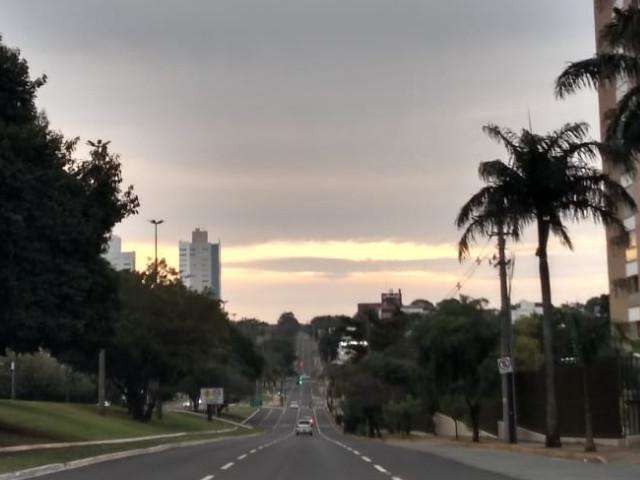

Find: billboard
<box><xmin>200</xmin><ymin>387</ymin><xmax>224</xmax><ymax>405</ymax></box>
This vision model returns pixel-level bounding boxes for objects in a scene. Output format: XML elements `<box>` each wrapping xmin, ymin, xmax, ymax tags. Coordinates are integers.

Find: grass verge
<box><xmin>0</xmin><ymin>400</ymin><xmax>229</xmax><ymax>447</ymax></box>
<box><xmin>222</xmin><ymin>403</ymin><xmax>257</xmax><ymax>423</ymax></box>
<box><xmin>0</xmin><ymin>428</ymin><xmax>258</xmax><ymax>474</ymax></box>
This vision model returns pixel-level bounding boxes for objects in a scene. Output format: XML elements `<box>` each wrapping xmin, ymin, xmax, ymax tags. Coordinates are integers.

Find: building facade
<box><xmin>103</xmin><ymin>235</ymin><xmax>136</xmax><ymax>271</ymax></box>
<box><xmin>595</xmin><ymin>0</ymin><xmax>640</xmax><ymax>339</ymax></box>
<box><xmin>179</xmin><ymin>228</ymin><xmax>221</xmax><ymax>299</ymax></box>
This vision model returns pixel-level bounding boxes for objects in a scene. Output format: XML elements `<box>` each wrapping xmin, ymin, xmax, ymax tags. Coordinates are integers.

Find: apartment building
<box><xmin>103</xmin><ymin>235</ymin><xmax>136</xmax><ymax>271</ymax></box>
<box><xmin>179</xmin><ymin>228</ymin><xmax>221</xmax><ymax>299</ymax></box>
<box><xmin>595</xmin><ymin>0</ymin><xmax>640</xmax><ymax>338</ymax></box>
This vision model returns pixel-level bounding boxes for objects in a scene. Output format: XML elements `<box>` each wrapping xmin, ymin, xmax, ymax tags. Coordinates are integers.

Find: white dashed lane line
<box><xmin>237</xmin><ymin>454</ymin><xmax>247</xmax><ymax>460</ymax></box>
<box><xmin>361</xmin><ymin>456</ymin><xmax>372</xmax><ymax>463</ymax></box>
<box><xmin>200</xmin><ymin>476</ymin><xmax>214</xmax><ymax>480</ymax></box>
<box><xmin>250</xmin><ymin>449</ymin><xmax>257</xmax><ymax>453</ymax></box>
<box><xmin>374</xmin><ymin>465</ymin><xmax>388</xmax><ymax>473</ymax></box>
<box><xmin>220</xmin><ymin>462</ymin><xmax>234</xmax><ymax>470</ymax></box>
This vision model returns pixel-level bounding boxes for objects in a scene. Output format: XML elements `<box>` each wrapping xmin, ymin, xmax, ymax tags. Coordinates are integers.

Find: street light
<box><xmin>149</xmin><ymin>219</ymin><xmax>164</xmax><ymax>283</ymax></box>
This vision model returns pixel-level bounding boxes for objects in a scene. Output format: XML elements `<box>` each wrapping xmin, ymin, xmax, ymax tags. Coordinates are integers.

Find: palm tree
<box><xmin>457</xmin><ymin>180</ymin><xmax>523</xmax><ymax>444</ymax></box>
<box><xmin>556</xmin><ymin>2</ymin><xmax>640</xmax><ymax>156</ymax></box>
<box><xmin>473</xmin><ymin>122</ymin><xmax>634</xmax><ymax>447</ymax></box>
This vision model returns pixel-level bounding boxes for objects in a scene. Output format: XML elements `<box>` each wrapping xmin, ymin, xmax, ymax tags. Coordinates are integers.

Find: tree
<box><xmin>276</xmin><ymin>312</ymin><xmax>301</xmax><ymax>337</ymax></box>
<box><xmin>479</xmin><ymin>122</ymin><xmax>634</xmax><ymax>447</ymax></box>
<box><xmin>556</xmin><ymin>3</ymin><xmax>640</xmax><ymax>155</ymax></box>
<box><xmin>559</xmin><ymin>308</ymin><xmax>613</xmax><ymax>452</ymax></box>
<box><xmin>107</xmin><ymin>261</ymin><xmax>230</xmax><ymax>421</ymax></box>
<box><xmin>413</xmin><ymin>298</ymin><xmax>500</xmax><ymax>442</ymax></box>
<box><xmin>0</xmin><ymin>35</ymin><xmax>138</xmax><ymax>357</ymax></box>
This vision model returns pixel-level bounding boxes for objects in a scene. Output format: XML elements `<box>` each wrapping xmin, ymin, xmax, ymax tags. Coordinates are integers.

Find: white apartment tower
<box><xmin>104</xmin><ymin>235</ymin><xmax>136</xmax><ymax>271</ymax></box>
<box><xmin>179</xmin><ymin>228</ymin><xmax>221</xmax><ymax>299</ymax></box>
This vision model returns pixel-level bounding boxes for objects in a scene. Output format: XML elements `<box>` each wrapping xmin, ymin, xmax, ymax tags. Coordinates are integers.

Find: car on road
<box><xmin>295</xmin><ymin>418</ymin><xmax>313</xmax><ymax>436</ymax></box>
<box><xmin>289</xmin><ymin>401</ymin><xmax>299</xmax><ymax>409</ymax></box>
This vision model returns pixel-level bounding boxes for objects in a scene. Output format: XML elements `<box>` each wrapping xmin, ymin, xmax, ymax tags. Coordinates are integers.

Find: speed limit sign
<box><xmin>497</xmin><ymin>357</ymin><xmax>513</xmax><ymax>374</ymax></box>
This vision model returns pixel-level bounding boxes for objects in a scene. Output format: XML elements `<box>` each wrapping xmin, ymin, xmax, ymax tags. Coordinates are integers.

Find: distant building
<box><xmin>511</xmin><ymin>300</ymin><xmax>543</xmax><ymax>322</ymax></box>
<box><xmin>357</xmin><ymin>289</ymin><xmax>430</xmax><ymax>320</ymax></box>
<box><xmin>103</xmin><ymin>235</ymin><xmax>136</xmax><ymax>271</ymax></box>
<box><xmin>179</xmin><ymin>228</ymin><xmax>221</xmax><ymax>299</ymax></box>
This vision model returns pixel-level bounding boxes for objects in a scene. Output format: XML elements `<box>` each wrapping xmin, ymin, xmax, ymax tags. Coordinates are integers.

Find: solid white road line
<box><xmin>374</xmin><ymin>465</ymin><xmax>388</xmax><ymax>473</ymax></box>
<box><xmin>220</xmin><ymin>462</ymin><xmax>234</xmax><ymax>470</ymax></box>
<box><xmin>237</xmin><ymin>454</ymin><xmax>247</xmax><ymax>460</ymax></box>
<box><xmin>361</xmin><ymin>456</ymin><xmax>372</xmax><ymax>462</ymax></box>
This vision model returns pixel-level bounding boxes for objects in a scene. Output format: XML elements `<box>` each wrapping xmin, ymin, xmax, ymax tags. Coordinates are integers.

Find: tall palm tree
<box><xmin>556</xmin><ymin>2</ymin><xmax>640</xmax><ymax>156</ymax></box>
<box><xmin>457</xmin><ymin>183</ymin><xmax>523</xmax><ymax>443</ymax></box>
<box><xmin>473</xmin><ymin>122</ymin><xmax>634</xmax><ymax>447</ymax></box>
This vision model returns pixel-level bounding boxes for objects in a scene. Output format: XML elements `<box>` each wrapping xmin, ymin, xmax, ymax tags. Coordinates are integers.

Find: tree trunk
<box><xmin>469</xmin><ymin>402</ymin><xmax>480</xmax><ymax>443</ymax></box>
<box><xmin>583</xmin><ymin>365</ymin><xmax>596</xmax><ymax>452</ymax></box>
<box><xmin>537</xmin><ymin>219</ymin><xmax>561</xmax><ymax>448</ymax></box>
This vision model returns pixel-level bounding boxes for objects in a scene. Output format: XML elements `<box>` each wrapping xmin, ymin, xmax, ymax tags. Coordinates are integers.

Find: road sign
<box><xmin>497</xmin><ymin>357</ymin><xmax>513</xmax><ymax>374</ymax></box>
<box><xmin>200</xmin><ymin>387</ymin><xmax>224</xmax><ymax>405</ymax></box>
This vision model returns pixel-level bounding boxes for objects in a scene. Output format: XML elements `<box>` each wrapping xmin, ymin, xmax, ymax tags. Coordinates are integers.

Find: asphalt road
<box><xmin>41</xmin><ymin>334</ymin><xmax>515</xmax><ymax>480</ymax></box>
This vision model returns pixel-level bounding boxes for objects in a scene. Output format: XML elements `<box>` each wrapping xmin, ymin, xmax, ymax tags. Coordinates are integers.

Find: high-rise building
<box><xmin>595</xmin><ymin>0</ymin><xmax>640</xmax><ymax>338</ymax></box>
<box><xmin>103</xmin><ymin>235</ymin><xmax>136</xmax><ymax>271</ymax></box>
<box><xmin>179</xmin><ymin>228</ymin><xmax>221</xmax><ymax>299</ymax></box>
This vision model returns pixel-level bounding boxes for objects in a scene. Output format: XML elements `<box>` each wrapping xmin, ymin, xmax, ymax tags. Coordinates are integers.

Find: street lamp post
<box><xmin>149</xmin><ymin>219</ymin><xmax>164</xmax><ymax>283</ymax></box>
<box><xmin>148</xmin><ymin>219</ymin><xmax>164</xmax><ymax>420</ymax></box>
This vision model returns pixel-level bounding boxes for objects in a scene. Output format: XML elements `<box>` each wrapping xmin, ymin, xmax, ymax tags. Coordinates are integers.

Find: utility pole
<box><xmin>10</xmin><ymin>360</ymin><xmax>16</xmax><ymax>400</ymax></box>
<box><xmin>496</xmin><ymin>223</ymin><xmax>517</xmax><ymax>443</ymax></box>
<box><xmin>98</xmin><ymin>349</ymin><xmax>106</xmax><ymax>415</ymax></box>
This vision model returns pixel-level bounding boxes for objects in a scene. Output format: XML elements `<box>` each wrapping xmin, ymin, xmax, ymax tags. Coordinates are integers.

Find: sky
<box><xmin>2</xmin><ymin>0</ymin><xmax>607</xmax><ymax>322</ymax></box>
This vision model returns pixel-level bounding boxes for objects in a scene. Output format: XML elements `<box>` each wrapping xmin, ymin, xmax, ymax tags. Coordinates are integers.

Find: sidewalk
<box><xmin>386</xmin><ymin>436</ymin><xmax>640</xmax><ymax>480</ymax></box>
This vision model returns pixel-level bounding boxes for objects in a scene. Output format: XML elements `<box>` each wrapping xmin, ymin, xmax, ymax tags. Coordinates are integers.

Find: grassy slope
<box><xmin>0</xmin><ymin>429</ymin><xmax>255</xmax><ymax>474</ymax></box>
<box><xmin>0</xmin><ymin>400</ymin><xmax>227</xmax><ymax>446</ymax></box>
<box><xmin>223</xmin><ymin>403</ymin><xmax>257</xmax><ymax>422</ymax></box>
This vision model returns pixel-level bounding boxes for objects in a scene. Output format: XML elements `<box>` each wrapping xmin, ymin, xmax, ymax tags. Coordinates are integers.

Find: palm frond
<box><xmin>555</xmin><ymin>53</ymin><xmax>640</xmax><ymax>98</ymax></box>
<box><xmin>482</xmin><ymin>124</ymin><xmax>520</xmax><ymax>157</ymax></box>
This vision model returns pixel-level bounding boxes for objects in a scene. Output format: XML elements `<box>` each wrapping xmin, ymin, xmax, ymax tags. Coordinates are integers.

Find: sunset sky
<box><xmin>2</xmin><ymin>0</ymin><xmax>606</xmax><ymax>322</ymax></box>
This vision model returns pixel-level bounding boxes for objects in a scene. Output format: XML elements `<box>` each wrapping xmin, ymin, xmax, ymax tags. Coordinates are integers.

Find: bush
<box><xmin>0</xmin><ymin>351</ymin><xmax>96</xmax><ymax>402</ymax></box>
<box><xmin>383</xmin><ymin>396</ymin><xmax>420</xmax><ymax>435</ymax></box>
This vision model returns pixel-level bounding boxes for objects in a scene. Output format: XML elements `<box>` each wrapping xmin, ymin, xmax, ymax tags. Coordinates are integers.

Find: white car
<box><xmin>295</xmin><ymin>418</ymin><xmax>313</xmax><ymax>436</ymax></box>
<box><xmin>289</xmin><ymin>401</ymin><xmax>299</xmax><ymax>409</ymax></box>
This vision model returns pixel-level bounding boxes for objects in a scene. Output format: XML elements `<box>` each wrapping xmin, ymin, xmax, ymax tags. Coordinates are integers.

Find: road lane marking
<box><xmin>237</xmin><ymin>454</ymin><xmax>247</xmax><ymax>460</ymax></box>
<box><xmin>220</xmin><ymin>462</ymin><xmax>234</xmax><ymax>470</ymax></box>
<box><xmin>361</xmin><ymin>456</ymin><xmax>372</xmax><ymax>462</ymax></box>
<box><xmin>250</xmin><ymin>449</ymin><xmax>257</xmax><ymax>453</ymax></box>
<box><xmin>392</xmin><ymin>477</ymin><xmax>403</xmax><ymax>480</ymax></box>
<box><xmin>200</xmin><ymin>476</ymin><xmax>214</xmax><ymax>480</ymax></box>
<box><xmin>374</xmin><ymin>465</ymin><xmax>388</xmax><ymax>473</ymax></box>
<box><xmin>353</xmin><ymin>450</ymin><xmax>360</xmax><ymax>455</ymax></box>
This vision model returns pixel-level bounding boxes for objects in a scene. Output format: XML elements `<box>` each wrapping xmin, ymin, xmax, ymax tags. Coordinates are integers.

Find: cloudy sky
<box><xmin>2</xmin><ymin>0</ymin><xmax>606</xmax><ymax>322</ymax></box>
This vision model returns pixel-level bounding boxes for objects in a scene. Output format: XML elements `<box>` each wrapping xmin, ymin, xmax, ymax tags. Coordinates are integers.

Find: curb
<box><xmin>386</xmin><ymin>437</ymin><xmax>610</xmax><ymax>465</ymax></box>
<box><xmin>0</xmin><ymin>432</ymin><xmax>262</xmax><ymax>480</ymax></box>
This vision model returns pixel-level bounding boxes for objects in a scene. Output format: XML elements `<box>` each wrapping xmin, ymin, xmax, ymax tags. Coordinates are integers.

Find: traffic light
<box><xmin>296</xmin><ymin>375</ymin><xmax>303</xmax><ymax>385</ymax></box>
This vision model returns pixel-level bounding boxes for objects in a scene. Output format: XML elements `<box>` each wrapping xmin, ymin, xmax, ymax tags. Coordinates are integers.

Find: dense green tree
<box><xmin>276</xmin><ymin>312</ymin><xmax>301</xmax><ymax>337</ymax></box>
<box><xmin>413</xmin><ymin>298</ymin><xmax>500</xmax><ymax>442</ymax></box>
<box><xmin>107</xmin><ymin>262</ymin><xmax>230</xmax><ymax>421</ymax></box>
<box><xmin>556</xmin><ymin>3</ymin><xmax>640</xmax><ymax>155</ymax></box>
<box><xmin>479</xmin><ymin>122</ymin><xmax>634</xmax><ymax>447</ymax></box>
<box><xmin>0</xmin><ymin>36</ymin><xmax>138</xmax><ymax>356</ymax></box>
